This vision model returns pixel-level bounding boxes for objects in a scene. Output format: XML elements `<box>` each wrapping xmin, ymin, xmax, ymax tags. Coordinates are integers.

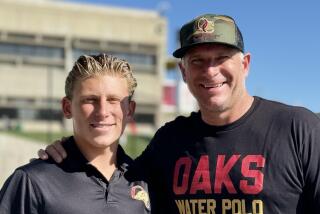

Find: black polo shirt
<box><xmin>0</xmin><ymin>137</ymin><xmax>150</xmax><ymax>214</ymax></box>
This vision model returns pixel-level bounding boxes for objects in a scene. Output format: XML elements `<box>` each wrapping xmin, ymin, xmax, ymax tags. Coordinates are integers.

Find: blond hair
<box><xmin>65</xmin><ymin>54</ymin><xmax>137</xmax><ymax>100</ymax></box>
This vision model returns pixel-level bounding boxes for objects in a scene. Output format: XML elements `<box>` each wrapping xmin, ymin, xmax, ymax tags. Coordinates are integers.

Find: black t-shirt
<box><xmin>136</xmin><ymin>96</ymin><xmax>320</xmax><ymax>213</ymax></box>
<box><xmin>0</xmin><ymin>137</ymin><xmax>151</xmax><ymax>214</ymax></box>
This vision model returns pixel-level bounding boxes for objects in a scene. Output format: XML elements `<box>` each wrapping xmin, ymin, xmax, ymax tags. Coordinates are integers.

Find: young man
<box><xmin>0</xmin><ymin>54</ymin><xmax>151</xmax><ymax>213</ymax></box>
<box><xmin>39</xmin><ymin>14</ymin><xmax>320</xmax><ymax>213</ymax></box>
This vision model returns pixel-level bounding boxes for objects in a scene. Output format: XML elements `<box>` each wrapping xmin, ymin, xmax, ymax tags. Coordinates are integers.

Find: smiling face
<box><xmin>62</xmin><ymin>74</ymin><xmax>135</xmax><ymax>152</ymax></box>
<box><xmin>179</xmin><ymin>43</ymin><xmax>251</xmax><ymax>124</ymax></box>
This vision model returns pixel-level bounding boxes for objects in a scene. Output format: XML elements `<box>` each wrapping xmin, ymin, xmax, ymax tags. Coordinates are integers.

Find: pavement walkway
<box><xmin>0</xmin><ymin>133</ymin><xmax>47</xmax><ymax>186</ymax></box>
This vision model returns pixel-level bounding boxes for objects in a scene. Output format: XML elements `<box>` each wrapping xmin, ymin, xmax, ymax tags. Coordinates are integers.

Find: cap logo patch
<box><xmin>131</xmin><ymin>185</ymin><xmax>150</xmax><ymax>210</ymax></box>
<box><xmin>196</xmin><ymin>17</ymin><xmax>214</xmax><ymax>33</ymax></box>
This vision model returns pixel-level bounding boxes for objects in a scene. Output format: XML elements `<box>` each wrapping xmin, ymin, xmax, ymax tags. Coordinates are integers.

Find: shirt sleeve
<box><xmin>134</xmin><ymin>125</ymin><xmax>173</xmax><ymax>212</ymax></box>
<box><xmin>134</xmin><ymin>127</ymin><xmax>164</xmax><ymax>179</ymax></box>
<box><xmin>0</xmin><ymin>169</ymin><xmax>40</xmax><ymax>213</ymax></box>
<box><xmin>301</xmin><ymin>119</ymin><xmax>320</xmax><ymax>210</ymax></box>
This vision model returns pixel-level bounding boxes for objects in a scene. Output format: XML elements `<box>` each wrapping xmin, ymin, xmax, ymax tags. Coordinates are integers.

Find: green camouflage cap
<box><xmin>173</xmin><ymin>14</ymin><xmax>244</xmax><ymax>58</ymax></box>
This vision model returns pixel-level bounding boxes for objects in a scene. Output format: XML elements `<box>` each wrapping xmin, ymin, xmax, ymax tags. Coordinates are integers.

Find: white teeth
<box><xmin>91</xmin><ymin>123</ymin><xmax>112</xmax><ymax>128</ymax></box>
<box><xmin>203</xmin><ymin>83</ymin><xmax>223</xmax><ymax>88</ymax></box>
<box><xmin>91</xmin><ymin>124</ymin><xmax>105</xmax><ymax>128</ymax></box>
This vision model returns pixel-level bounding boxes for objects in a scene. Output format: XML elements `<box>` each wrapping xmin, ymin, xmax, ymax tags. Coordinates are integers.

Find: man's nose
<box><xmin>205</xmin><ymin>63</ymin><xmax>220</xmax><ymax>77</ymax></box>
<box><xmin>95</xmin><ymin>100</ymin><xmax>110</xmax><ymax>118</ymax></box>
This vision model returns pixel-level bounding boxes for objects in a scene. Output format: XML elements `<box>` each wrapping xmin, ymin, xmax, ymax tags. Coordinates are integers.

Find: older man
<box><xmin>38</xmin><ymin>14</ymin><xmax>320</xmax><ymax>213</ymax></box>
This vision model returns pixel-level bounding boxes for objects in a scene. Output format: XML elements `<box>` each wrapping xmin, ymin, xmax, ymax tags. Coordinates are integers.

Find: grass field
<box><xmin>2</xmin><ymin>130</ymin><xmax>151</xmax><ymax>158</ymax></box>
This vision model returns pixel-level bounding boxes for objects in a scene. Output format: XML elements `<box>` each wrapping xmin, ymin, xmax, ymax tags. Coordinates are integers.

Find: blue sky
<box><xmin>68</xmin><ymin>0</ymin><xmax>320</xmax><ymax>113</ymax></box>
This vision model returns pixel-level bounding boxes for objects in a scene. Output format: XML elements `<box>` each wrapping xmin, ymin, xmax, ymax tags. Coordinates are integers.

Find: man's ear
<box><xmin>242</xmin><ymin>52</ymin><xmax>251</xmax><ymax>77</ymax></box>
<box><xmin>126</xmin><ymin>100</ymin><xmax>136</xmax><ymax>123</ymax></box>
<box><xmin>178</xmin><ymin>61</ymin><xmax>187</xmax><ymax>82</ymax></box>
<box><xmin>61</xmin><ymin>97</ymin><xmax>72</xmax><ymax>119</ymax></box>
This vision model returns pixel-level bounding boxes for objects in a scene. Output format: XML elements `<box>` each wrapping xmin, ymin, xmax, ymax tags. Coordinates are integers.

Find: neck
<box><xmin>74</xmin><ymin>138</ymin><xmax>118</xmax><ymax>181</ymax></box>
<box><xmin>201</xmin><ymin>94</ymin><xmax>254</xmax><ymax>126</ymax></box>
<box><xmin>89</xmin><ymin>151</ymin><xmax>117</xmax><ymax>181</ymax></box>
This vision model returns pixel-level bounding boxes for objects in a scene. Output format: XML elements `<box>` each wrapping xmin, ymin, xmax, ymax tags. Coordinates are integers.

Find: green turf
<box><xmin>1</xmin><ymin>130</ymin><xmax>151</xmax><ymax>159</ymax></box>
<box><xmin>124</xmin><ymin>134</ymin><xmax>150</xmax><ymax>158</ymax></box>
<box><xmin>3</xmin><ymin>130</ymin><xmax>70</xmax><ymax>144</ymax></box>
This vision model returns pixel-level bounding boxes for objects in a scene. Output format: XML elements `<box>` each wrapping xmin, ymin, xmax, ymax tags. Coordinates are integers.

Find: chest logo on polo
<box><xmin>131</xmin><ymin>185</ymin><xmax>150</xmax><ymax>210</ymax></box>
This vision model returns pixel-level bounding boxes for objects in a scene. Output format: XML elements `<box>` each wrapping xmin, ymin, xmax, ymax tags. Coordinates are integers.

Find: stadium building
<box><xmin>0</xmin><ymin>0</ymin><xmax>167</xmax><ymax>135</ymax></box>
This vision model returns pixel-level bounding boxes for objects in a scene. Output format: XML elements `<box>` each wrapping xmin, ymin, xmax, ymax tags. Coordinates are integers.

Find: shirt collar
<box><xmin>60</xmin><ymin>136</ymin><xmax>133</xmax><ymax>173</ymax></box>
